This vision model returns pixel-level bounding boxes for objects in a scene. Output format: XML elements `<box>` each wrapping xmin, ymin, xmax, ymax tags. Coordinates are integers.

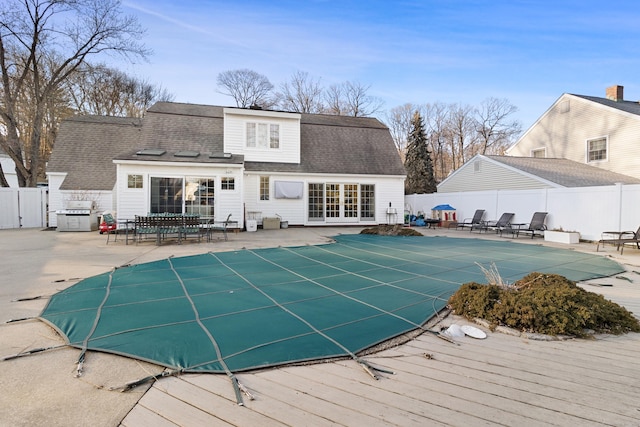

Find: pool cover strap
<box><xmin>213</xmin><ymin>250</ymin><xmax>397</xmax><ymax>380</ymax></box>
<box><xmin>167</xmin><ymin>255</ymin><xmax>245</xmax><ymax>405</ymax></box>
<box><xmin>75</xmin><ymin>267</ymin><xmax>116</xmax><ymax>377</ymax></box>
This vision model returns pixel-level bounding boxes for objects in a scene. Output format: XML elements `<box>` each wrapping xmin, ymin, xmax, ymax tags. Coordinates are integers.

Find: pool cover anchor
<box><xmin>237</xmin><ymin>379</ymin><xmax>255</xmax><ymax>401</ymax></box>
<box><xmin>2</xmin><ymin>344</ymin><xmax>66</xmax><ymax>361</ymax></box>
<box><xmin>112</xmin><ymin>368</ymin><xmax>184</xmax><ymax>392</ymax></box>
<box><xmin>359</xmin><ymin>359</ymin><xmax>395</xmax><ymax>380</ymax></box>
<box><xmin>231</xmin><ymin>375</ymin><xmax>256</xmax><ymax>405</ymax></box>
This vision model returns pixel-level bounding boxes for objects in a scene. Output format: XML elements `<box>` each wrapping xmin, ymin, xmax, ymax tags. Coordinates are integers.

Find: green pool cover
<box><xmin>40</xmin><ymin>234</ymin><xmax>623</xmax><ymax>379</ymax></box>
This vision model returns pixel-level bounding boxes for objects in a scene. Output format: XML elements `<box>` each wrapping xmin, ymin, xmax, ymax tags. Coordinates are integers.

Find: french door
<box><xmin>325</xmin><ymin>183</ymin><xmax>359</xmax><ymax>223</ymax></box>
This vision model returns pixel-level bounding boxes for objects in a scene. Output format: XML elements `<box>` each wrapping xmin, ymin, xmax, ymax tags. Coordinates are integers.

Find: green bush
<box><xmin>448</xmin><ymin>272</ymin><xmax>640</xmax><ymax>337</ymax></box>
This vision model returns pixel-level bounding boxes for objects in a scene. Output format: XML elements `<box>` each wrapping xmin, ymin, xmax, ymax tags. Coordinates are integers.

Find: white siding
<box><xmin>0</xmin><ymin>156</ymin><xmax>18</xmax><ymax>187</ymax></box>
<box><xmin>115</xmin><ymin>162</ymin><xmax>244</xmax><ymax>225</ymax></box>
<box><xmin>46</xmin><ymin>173</ymin><xmax>66</xmax><ymax>227</ymax></box>
<box><xmin>223</xmin><ymin>109</ymin><xmax>300</xmax><ymax>164</ymax></box>
<box><xmin>47</xmin><ymin>172</ymin><xmax>114</xmax><ymax>226</ymax></box>
<box><xmin>508</xmin><ymin>94</ymin><xmax>640</xmax><ymax>179</ymax></box>
<box><xmin>375</xmin><ymin>177</ymin><xmax>406</xmax><ymax>224</ymax></box>
<box><xmin>438</xmin><ymin>157</ymin><xmax>553</xmax><ymax>193</ymax></box>
<box><xmin>244</xmin><ymin>172</ymin><xmax>405</xmax><ymax>226</ymax></box>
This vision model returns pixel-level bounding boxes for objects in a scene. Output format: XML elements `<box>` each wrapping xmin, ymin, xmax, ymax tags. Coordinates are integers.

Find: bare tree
<box><xmin>423</xmin><ymin>102</ymin><xmax>451</xmax><ymax>182</ymax></box>
<box><xmin>66</xmin><ymin>63</ymin><xmax>174</xmax><ymax>117</ymax></box>
<box><xmin>475</xmin><ymin>97</ymin><xmax>521</xmax><ymax>155</ymax></box>
<box><xmin>324</xmin><ymin>83</ymin><xmax>346</xmax><ymax>116</ymax></box>
<box><xmin>0</xmin><ymin>0</ymin><xmax>148</xmax><ymax>187</ymax></box>
<box><xmin>275</xmin><ymin>70</ymin><xmax>324</xmax><ymax>113</ymax></box>
<box><xmin>324</xmin><ymin>81</ymin><xmax>383</xmax><ymax>117</ymax></box>
<box><xmin>216</xmin><ymin>69</ymin><xmax>274</xmax><ymax>109</ymax></box>
<box><xmin>386</xmin><ymin>97</ymin><xmax>522</xmax><ymax>184</ymax></box>
<box><xmin>447</xmin><ymin>103</ymin><xmax>477</xmax><ymax>170</ymax></box>
<box><xmin>383</xmin><ymin>103</ymin><xmax>421</xmax><ymax>156</ymax></box>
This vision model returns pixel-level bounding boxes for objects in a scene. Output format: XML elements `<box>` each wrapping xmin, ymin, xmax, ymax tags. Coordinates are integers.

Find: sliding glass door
<box><xmin>150</xmin><ymin>177</ymin><xmax>184</xmax><ymax>214</ymax></box>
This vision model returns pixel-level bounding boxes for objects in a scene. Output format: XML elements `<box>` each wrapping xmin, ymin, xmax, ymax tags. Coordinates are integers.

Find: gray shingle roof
<box><xmin>139</xmin><ymin>104</ymin><xmax>224</xmax><ymax>153</ymax></box>
<box><xmin>247</xmin><ymin>114</ymin><xmax>404</xmax><ymax>175</ymax></box>
<box><xmin>487</xmin><ymin>155</ymin><xmax>640</xmax><ymax>187</ymax></box>
<box><xmin>48</xmin><ymin>102</ymin><xmax>405</xmax><ymax>190</ymax></box>
<box><xmin>47</xmin><ymin>116</ymin><xmax>142</xmax><ymax>190</ymax></box>
<box><xmin>572</xmin><ymin>94</ymin><xmax>640</xmax><ymax>117</ymax></box>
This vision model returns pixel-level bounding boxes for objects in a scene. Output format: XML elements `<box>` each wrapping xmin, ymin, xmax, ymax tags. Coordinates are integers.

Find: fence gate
<box><xmin>0</xmin><ymin>187</ymin><xmax>48</xmax><ymax>229</ymax></box>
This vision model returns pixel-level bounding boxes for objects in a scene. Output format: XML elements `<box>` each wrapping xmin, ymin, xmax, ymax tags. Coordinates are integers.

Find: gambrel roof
<box><xmin>47</xmin><ymin>116</ymin><xmax>142</xmax><ymax>191</ymax></box>
<box><xmin>48</xmin><ymin>102</ymin><xmax>405</xmax><ymax>191</ymax></box>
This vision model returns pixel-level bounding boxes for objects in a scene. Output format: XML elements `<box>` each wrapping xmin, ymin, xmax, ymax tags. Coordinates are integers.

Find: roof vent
<box><xmin>209</xmin><ymin>152</ymin><xmax>233</xmax><ymax>159</ymax></box>
<box><xmin>136</xmin><ymin>149</ymin><xmax>166</xmax><ymax>156</ymax></box>
<box><xmin>174</xmin><ymin>150</ymin><xmax>200</xmax><ymax>158</ymax></box>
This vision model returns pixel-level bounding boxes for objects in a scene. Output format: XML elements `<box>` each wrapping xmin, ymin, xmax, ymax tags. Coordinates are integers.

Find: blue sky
<box><xmin>116</xmin><ymin>0</ymin><xmax>640</xmax><ymax>130</ymax></box>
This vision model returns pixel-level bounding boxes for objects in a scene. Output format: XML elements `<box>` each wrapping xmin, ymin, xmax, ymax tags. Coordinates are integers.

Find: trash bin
<box><xmin>246</xmin><ymin>211</ymin><xmax>261</xmax><ymax>232</ymax></box>
<box><xmin>246</xmin><ymin>220</ymin><xmax>257</xmax><ymax>232</ymax></box>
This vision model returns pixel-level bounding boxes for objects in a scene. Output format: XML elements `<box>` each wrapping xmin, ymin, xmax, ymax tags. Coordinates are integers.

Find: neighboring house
<box><xmin>0</xmin><ymin>149</ymin><xmax>18</xmax><ymax>188</ymax></box>
<box><xmin>506</xmin><ymin>85</ymin><xmax>640</xmax><ymax>180</ymax></box>
<box><xmin>46</xmin><ymin>102</ymin><xmax>406</xmax><ymax>228</ymax></box>
<box><xmin>437</xmin><ymin>154</ymin><xmax>640</xmax><ymax>193</ymax></box>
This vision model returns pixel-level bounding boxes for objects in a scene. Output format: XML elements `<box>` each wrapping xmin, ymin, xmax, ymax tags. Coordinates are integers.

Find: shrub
<box><xmin>448</xmin><ymin>272</ymin><xmax>640</xmax><ymax>337</ymax></box>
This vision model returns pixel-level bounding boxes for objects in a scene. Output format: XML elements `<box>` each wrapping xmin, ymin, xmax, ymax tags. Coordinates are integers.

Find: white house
<box><xmin>506</xmin><ymin>85</ymin><xmax>640</xmax><ymax>180</ymax></box>
<box><xmin>0</xmin><ymin>150</ymin><xmax>18</xmax><ymax>188</ymax></box>
<box><xmin>438</xmin><ymin>154</ymin><xmax>640</xmax><ymax>193</ymax></box>
<box><xmin>46</xmin><ymin>102</ymin><xmax>406</xmax><ymax>228</ymax></box>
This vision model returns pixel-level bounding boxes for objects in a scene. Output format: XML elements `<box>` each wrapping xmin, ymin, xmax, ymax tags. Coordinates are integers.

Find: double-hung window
<box><xmin>587</xmin><ymin>137</ymin><xmax>607</xmax><ymax>162</ymax></box>
<box><xmin>246</xmin><ymin>122</ymin><xmax>280</xmax><ymax>149</ymax></box>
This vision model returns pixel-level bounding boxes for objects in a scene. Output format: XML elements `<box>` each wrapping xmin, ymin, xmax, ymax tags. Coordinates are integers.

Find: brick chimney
<box><xmin>606</xmin><ymin>85</ymin><xmax>624</xmax><ymax>101</ymax></box>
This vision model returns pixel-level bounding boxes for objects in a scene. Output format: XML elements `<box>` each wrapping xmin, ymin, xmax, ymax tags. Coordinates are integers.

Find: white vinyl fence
<box><xmin>0</xmin><ymin>187</ymin><xmax>48</xmax><ymax>229</ymax></box>
<box><xmin>405</xmin><ymin>183</ymin><xmax>640</xmax><ymax>241</ymax></box>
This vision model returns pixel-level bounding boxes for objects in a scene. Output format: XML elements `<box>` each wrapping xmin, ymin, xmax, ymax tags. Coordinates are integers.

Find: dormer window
<box><xmin>246</xmin><ymin>122</ymin><xmax>280</xmax><ymax>149</ymax></box>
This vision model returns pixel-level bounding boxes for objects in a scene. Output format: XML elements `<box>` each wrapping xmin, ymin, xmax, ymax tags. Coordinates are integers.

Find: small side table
<box><xmin>117</xmin><ymin>219</ymin><xmax>135</xmax><ymax>245</ymax></box>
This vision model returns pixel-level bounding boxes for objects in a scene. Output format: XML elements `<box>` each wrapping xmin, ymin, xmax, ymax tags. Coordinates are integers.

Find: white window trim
<box><xmin>585</xmin><ymin>136</ymin><xmax>608</xmax><ymax>163</ymax></box>
<box><xmin>531</xmin><ymin>147</ymin><xmax>546</xmax><ymax>158</ymax></box>
<box><xmin>127</xmin><ymin>174</ymin><xmax>144</xmax><ymax>189</ymax></box>
<box><xmin>245</xmin><ymin>121</ymin><xmax>281</xmax><ymax>150</ymax></box>
<box><xmin>259</xmin><ymin>176</ymin><xmax>270</xmax><ymax>202</ymax></box>
<box><xmin>220</xmin><ymin>176</ymin><xmax>236</xmax><ymax>191</ymax></box>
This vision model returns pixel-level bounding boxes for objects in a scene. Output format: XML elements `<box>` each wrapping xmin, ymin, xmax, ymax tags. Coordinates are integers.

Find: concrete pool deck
<box><xmin>1</xmin><ymin>226</ymin><xmax>639</xmax><ymax>426</ymax></box>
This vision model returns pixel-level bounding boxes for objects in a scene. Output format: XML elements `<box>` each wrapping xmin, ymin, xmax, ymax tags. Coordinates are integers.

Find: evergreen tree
<box><xmin>404</xmin><ymin>111</ymin><xmax>437</xmax><ymax>194</ymax></box>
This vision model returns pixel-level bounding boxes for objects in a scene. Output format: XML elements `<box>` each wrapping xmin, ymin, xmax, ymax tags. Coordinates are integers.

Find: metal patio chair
<box><xmin>457</xmin><ymin>209</ymin><xmax>485</xmax><ymax>231</ymax></box>
<box><xmin>502</xmin><ymin>212</ymin><xmax>548</xmax><ymax>238</ymax></box>
<box><xmin>473</xmin><ymin>212</ymin><xmax>514</xmax><ymax>234</ymax></box>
